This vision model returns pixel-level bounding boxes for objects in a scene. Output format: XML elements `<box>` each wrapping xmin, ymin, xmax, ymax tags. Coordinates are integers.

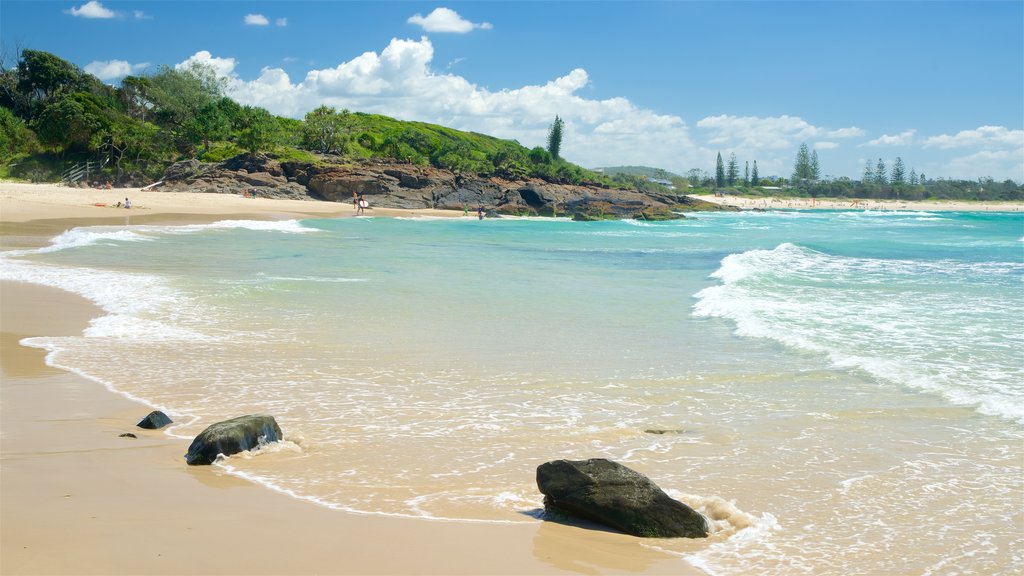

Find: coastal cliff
<box><xmin>158</xmin><ymin>154</ymin><xmax>734</xmax><ymax>220</ymax></box>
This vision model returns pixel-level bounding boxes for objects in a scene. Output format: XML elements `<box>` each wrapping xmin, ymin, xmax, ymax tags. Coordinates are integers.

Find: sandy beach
<box><xmin>1</xmin><ymin>182</ymin><xmax>698</xmax><ymax>575</ymax></box>
<box><xmin>691</xmin><ymin>193</ymin><xmax>1023</xmax><ymax>212</ymax></box>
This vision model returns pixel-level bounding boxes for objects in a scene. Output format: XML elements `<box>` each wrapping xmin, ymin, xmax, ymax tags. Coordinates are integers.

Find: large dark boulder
<box><xmin>137</xmin><ymin>410</ymin><xmax>173</xmax><ymax>430</ymax></box>
<box><xmin>536</xmin><ymin>458</ymin><xmax>708</xmax><ymax>538</ymax></box>
<box><xmin>185</xmin><ymin>414</ymin><xmax>283</xmax><ymax>465</ymax></box>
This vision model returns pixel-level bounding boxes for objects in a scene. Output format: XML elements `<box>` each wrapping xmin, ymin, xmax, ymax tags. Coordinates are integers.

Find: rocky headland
<box><xmin>157</xmin><ymin>154</ymin><xmax>735</xmax><ymax>220</ymax></box>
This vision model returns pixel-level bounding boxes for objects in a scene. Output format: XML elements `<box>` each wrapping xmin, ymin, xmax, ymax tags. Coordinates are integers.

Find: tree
<box><xmin>862</xmin><ymin>161</ymin><xmax>874</xmax><ymax>183</ymax></box>
<box><xmin>236</xmin><ymin>105</ymin><xmax>277</xmax><ymax>154</ymax></box>
<box><xmin>875</xmin><ymin>158</ymin><xmax>888</xmax><ymax>184</ymax></box>
<box><xmin>0</xmin><ymin>105</ymin><xmax>39</xmax><ymax>157</ymax></box>
<box><xmin>810</xmin><ymin>149</ymin><xmax>821</xmax><ymax>180</ymax></box>
<box><xmin>146</xmin><ymin>62</ymin><xmax>226</xmax><ymax>154</ymax></box>
<box><xmin>750</xmin><ymin>160</ymin><xmax>759</xmax><ymax>186</ymax></box>
<box><xmin>715</xmin><ymin>152</ymin><xmax>725</xmax><ymax>188</ymax></box>
<box><xmin>546</xmin><ymin>115</ymin><xmax>564</xmax><ymax>160</ymax></box>
<box><xmin>792</xmin><ymin>142</ymin><xmax>812</xmax><ymax>182</ymax></box>
<box><xmin>891</xmin><ymin>157</ymin><xmax>906</xmax><ymax>186</ymax></box>
<box><xmin>909</xmin><ymin>168</ymin><xmax>918</xmax><ymax>185</ymax></box>
<box><xmin>31</xmin><ymin>94</ymin><xmax>91</xmax><ymax>153</ymax></box>
<box><xmin>16</xmin><ymin>49</ymin><xmax>86</xmax><ymax>113</ymax></box>
<box><xmin>744</xmin><ymin>161</ymin><xmax>750</xmax><ymax>185</ymax></box>
<box><xmin>726</xmin><ymin>152</ymin><xmax>739</xmax><ymax>185</ymax></box>
<box><xmin>187</xmin><ymin>99</ymin><xmax>231</xmax><ymax>154</ymax></box>
<box><xmin>302</xmin><ymin>105</ymin><xmax>351</xmax><ymax>154</ymax></box>
<box><xmin>686</xmin><ymin>168</ymin><xmax>708</xmax><ymax>187</ymax></box>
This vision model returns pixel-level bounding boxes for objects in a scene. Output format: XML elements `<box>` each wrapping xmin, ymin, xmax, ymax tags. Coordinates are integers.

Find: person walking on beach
<box><xmin>477</xmin><ymin>205</ymin><xmax>484</xmax><ymax>220</ymax></box>
<box><xmin>356</xmin><ymin>194</ymin><xmax>367</xmax><ymax>215</ymax></box>
<box><xmin>353</xmin><ymin>191</ymin><xmax>359</xmax><ymax>210</ymax></box>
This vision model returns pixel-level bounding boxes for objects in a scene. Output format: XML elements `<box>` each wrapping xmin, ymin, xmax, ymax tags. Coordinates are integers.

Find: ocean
<box><xmin>3</xmin><ymin>209</ymin><xmax>1022</xmax><ymax>574</ymax></box>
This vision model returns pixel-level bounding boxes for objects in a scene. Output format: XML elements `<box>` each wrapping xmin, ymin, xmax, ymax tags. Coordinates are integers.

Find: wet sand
<box><xmin>1</xmin><ymin>182</ymin><xmax>700</xmax><ymax>575</ymax></box>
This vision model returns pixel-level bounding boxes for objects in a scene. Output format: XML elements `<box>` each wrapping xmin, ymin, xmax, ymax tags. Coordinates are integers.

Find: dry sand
<box><xmin>691</xmin><ymin>193</ymin><xmax>1023</xmax><ymax>212</ymax></box>
<box><xmin>1</xmin><ymin>182</ymin><xmax>698</xmax><ymax>575</ymax></box>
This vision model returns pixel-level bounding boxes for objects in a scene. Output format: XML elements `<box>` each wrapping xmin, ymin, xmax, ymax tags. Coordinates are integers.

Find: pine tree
<box><xmin>751</xmin><ymin>161</ymin><xmax>759</xmax><ymax>186</ymax></box>
<box><xmin>810</xmin><ymin>149</ymin><xmax>821</xmax><ymax>180</ymax></box>
<box><xmin>715</xmin><ymin>152</ymin><xmax>725</xmax><ymax>188</ymax></box>
<box><xmin>862</xmin><ymin>161</ymin><xmax>874</xmax><ymax>183</ymax></box>
<box><xmin>891</xmin><ymin>157</ymin><xmax>906</xmax><ymax>185</ymax></box>
<box><xmin>726</xmin><ymin>152</ymin><xmax>739</xmax><ymax>185</ymax></box>
<box><xmin>792</xmin><ymin>142</ymin><xmax>811</xmax><ymax>182</ymax></box>
<box><xmin>875</xmin><ymin>158</ymin><xmax>888</xmax><ymax>184</ymax></box>
<box><xmin>546</xmin><ymin>115</ymin><xmax>564</xmax><ymax>160</ymax></box>
<box><xmin>909</xmin><ymin>169</ymin><xmax>918</xmax><ymax>185</ymax></box>
<box><xmin>744</xmin><ymin>161</ymin><xmax>750</xmax><ymax>185</ymax></box>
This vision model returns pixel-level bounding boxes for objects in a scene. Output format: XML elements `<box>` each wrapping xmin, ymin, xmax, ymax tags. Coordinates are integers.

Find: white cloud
<box><xmin>84</xmin><ymin>59</ymin><xmax>150</xmax><ymax>81</ymax></box>
<box><xmin>276</xmin><ymin>18</ymin><xmax>288</xmax><ymax>27</ymax></box>
<box><xmin>408</xmin><ymin>8</ymin><xmax>492</xmax><ymax>33</ymax></box>
<box><xmin>941</xmin><ymin>149</ymin><xmax>1024</xmax><ymax>181</ymax></box>
<box><xmin>68</xmin><ymin>1</ymin><xmax>115</xmax><ymax>19</ymax></box>
<box><xmin>861</xmin><ymin>129</ymin><xmax>916</xmax><ymax>147</ymax></box>
<box><xmin>180</xmin><ymin>38</ymin><xmax>698</xmax><ymax>172</ymax></box>
<box><xmin>245</xmin><ymin>14</ymin><xmax>270</xmax><ymax>26</ymax></box>
<box><xmin>134</xmin><ymin>10</ymin><xmax>152</xmax><ymax>20</ymax></box>
<box><xmin>922</xmin><ymin>125</ymin><xmax>1024</xmax><ymax>150</ymax></box>
<box><xmin>176</xmin><ymin>51</ymin><xmax>238</xmax><ymax>78</ymax></box>
<box><xmin>814</xmin><ymin>142</ymin><xmax>839</xmax><ymax>150</ymax></box>
<box><xmin>696</xmin><ymin>114</ymin><xmax>863</xmax><ymax>150</ymax></box>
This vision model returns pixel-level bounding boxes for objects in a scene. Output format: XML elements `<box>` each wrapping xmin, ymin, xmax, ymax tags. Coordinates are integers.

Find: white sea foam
<box><xmin>694</xmin><ymin>243</ymin><xmax>1024</xmax><ymax>423</ymax></box>
<box><xmin>28</xmin><ymin>219</ymin><xmax>316</xmax><ymax>255</ymax></box>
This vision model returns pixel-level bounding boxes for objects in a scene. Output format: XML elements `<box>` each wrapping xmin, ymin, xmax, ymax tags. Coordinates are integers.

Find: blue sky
<box><xmin>3</xmin><ymin>1</ymin><xmax>1022</xmax><ymax>181</ymax></box>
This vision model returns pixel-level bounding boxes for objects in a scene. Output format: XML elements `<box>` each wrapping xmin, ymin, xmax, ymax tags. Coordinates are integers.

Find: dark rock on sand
<box><xmin>184</xmin><ymin>414</ymin><xmax>283</xmax><ymax>466</ymax></box>
<box><xmin>536</xmin><ymin>458</ymin><xmax>708</xmax><ymax>538</ymax></box>
<box><xmin>119</xmin><ymin>433</ymin><xmax>137</xmax><ymax>438</ymax></box>
<box><xmin>137</xmin><ymin>410</ymin><xmax>173</xmax><ymax>430</ymax></box>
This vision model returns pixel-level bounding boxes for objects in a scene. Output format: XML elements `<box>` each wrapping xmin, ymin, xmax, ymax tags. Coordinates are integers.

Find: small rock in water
<box><xmin>536</xmin><ymin>458</ymin><xmax>708</xmax><ymax>538</ymax></box>
<box><xmin>137</xmin><ymin>410</ymin><xmax>173</xmax><ymax>430</ymax></box>
<box><xmin>184</xmin><ymin>414</ymin><xmax>283</xmax><ymax>465</ymax></box>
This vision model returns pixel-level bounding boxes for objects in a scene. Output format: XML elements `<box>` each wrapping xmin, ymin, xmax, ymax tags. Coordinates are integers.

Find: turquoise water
<box><xmin>4</xmin><ymin>209</ymin><xmax>1022</xmax><ymax>574</ymax></box>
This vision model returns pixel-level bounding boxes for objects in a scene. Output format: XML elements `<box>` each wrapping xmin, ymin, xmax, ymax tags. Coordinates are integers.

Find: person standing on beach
<box><xmin>124</xmin><ymin>197</ymin><xmax>131</xmax><ymax>209</ymax></box>
<box><xmin>353</xmin><ymin>191</ymin><xmax>359</xmax><ymax>210</ymax></box>
<box><xmin>356</xmin><ymin>194</ymin><xmax>366</xmax><ymax>215</ymax></box>
<box><xmin>477</xmin><ymin>206</ymin><xmax>484</xmax><ymax>220</ymax></box>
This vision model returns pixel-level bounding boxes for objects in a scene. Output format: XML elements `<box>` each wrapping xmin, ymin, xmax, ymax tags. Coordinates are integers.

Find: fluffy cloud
<box><xmin>408</xmin><ymin>8</ymin><xmax>492</xmax><ymax>33</ymax></box>
<box><xmin>941</xmin><ymin>149</ymin><xmax>1024</xmax><ymax>181</ymax></box>
<box><xmin>814</xmin><ymin>142</ymin><xmax>840</xmax><ymax>150</ymax></box>
<box><xmin>84</xmin><ymin>59</ymin><xmax>150</xmax><ymax>81</ymax></box>
<box><xmin>922</xmin><ymin>125</ymin><xmax>1023</xmax><ymax>150</ymax></box>
<box><xmin>176</xmin><ymin>51</ymin><xmax>238</xmax><ymax>78</ymax></box>
<box><xmin>245</xmin><ymin>14</ymin><xmax>270</xmax><ymax>26</ymax></box>
<box><xmin>696</xmin><ymin>114</ymin><xmax>863</xmax><ymax>150</ymax></box>
<box><xmin>276</xmin><ymin>18</ymin><xmax>288</xmax><ymax>27</ymax></box>
<box><xmin>68</xmin><ymin>1</ymin><xmax>114</xmax><ymax>19</ymax></box>
<box><xmin>861</xmin><ymin>129</ymin><xmax>916</xmax><ymax>147</ymax></box>
<box><xmin>179</xmin><ymin>38</ymin><xmax>697</xmax><ymax>171</ymax></box>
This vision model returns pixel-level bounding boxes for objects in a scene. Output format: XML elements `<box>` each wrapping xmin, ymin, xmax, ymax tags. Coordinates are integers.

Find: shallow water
<box><xmin>4</xmin><ymin>209</ymin><xmax>1022</xmax><ymax>574</ymax></box>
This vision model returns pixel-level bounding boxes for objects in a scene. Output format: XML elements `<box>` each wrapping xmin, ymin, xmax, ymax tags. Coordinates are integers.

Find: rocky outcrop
<box><xmin>137</xmin><ymin>410</ymin><xmax>173</xmax><ymax>430</ymax></box>
<box><xmin>160</xmin><ymin>154</ymin><xmax>738</xmax><ymax>219</ymax></box>
<box><xmin>159</xmin><ymin>155</ymin><xmax>318</xmax><ymax>200</ymax></box>
<box><xmin>184</xmin><ymin>414</ymin><xmax>283</xmax><ymax>465</ymax></box>
<box><xmin>536</xmin><ymin>458</ymin><xmax>709</xmax><ymax>538</ymax></box>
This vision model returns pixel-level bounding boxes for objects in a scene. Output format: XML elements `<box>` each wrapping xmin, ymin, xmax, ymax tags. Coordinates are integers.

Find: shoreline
<box><xmin>1</xmin><ymin>182</ymin><xmax>698</xmax><ymax>574</ymax></box>
<box><xmin>690</xmin><ymin>193</ymin><xmax>1023</xmax><ymax>212</ymax></box>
